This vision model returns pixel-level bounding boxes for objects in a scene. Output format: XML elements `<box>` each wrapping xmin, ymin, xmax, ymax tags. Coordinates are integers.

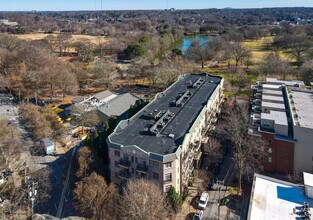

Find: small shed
<box><xmin>42</xmin><ymin>138</ymin><xmax>55</xmax><ymax>155</ymax></box>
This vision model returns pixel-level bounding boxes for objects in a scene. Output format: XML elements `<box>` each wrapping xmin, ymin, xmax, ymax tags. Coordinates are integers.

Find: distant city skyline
<box><xmin>0</xmin><ymin>0</ymin><xmax>312</xmax><ymax>11</ymax></box>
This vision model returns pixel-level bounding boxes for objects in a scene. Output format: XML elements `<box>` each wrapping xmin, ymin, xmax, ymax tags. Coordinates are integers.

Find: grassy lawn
<box><xmin>13</xmin><ymin>33</ymin><xmax>110</xmax><ymax>44</ymax></box>
<box><xmin>242</xmin><ymin>37</ymin><xmax>292</xmax><ymax>64</ymax></box>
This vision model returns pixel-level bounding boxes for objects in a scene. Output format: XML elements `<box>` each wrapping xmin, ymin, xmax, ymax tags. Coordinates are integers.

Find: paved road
<box><xmin>204</xmin><ymin>147</ymin><xmax>237</xmax><ymax>220</ymax></box>
<box><xmin>56</xmin><ymin>145</ymin><xmax>78</xmax><ymax>218</ymax></box>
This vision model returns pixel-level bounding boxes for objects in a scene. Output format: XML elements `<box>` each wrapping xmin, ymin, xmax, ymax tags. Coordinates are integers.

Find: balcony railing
<box><xmin>164</xmin><ymin>179</ymin><xmax>172</xmax><ymax>184</ymax></box>
<box><xmin>119</xmin><ymin>170</ymin><xmax>131</xmax><ymax>180</ymax></box>
<box><xmin>136</xmin><ymin>164</ymin><xmax>149</xmax><ymax>173</ymax></box>
<box><xmin>119</xmin><ymin>159</ymin><xmax>131</xmax><ymax>168</ymax></box>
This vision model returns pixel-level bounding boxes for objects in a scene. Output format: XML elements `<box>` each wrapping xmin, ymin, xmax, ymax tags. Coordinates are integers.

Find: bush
<box><xmin>167</xmin><ymin>186</ymin><xmax>183</xmax><ymax>213</ymax></box>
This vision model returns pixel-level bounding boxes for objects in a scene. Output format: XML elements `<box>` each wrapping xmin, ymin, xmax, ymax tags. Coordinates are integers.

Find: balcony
<box><xmin>164</xmin><ymin>179</ymin><xmax>172</xmax><ymax>184</ymax></box>
<box><xmin>118</xmin><ymin>159</ymin><xmax>131</xmax><ymax>168</ymax></box>
<box><xmin>119</xmin><ymin>170</ymin><xmax>131</xmax><ymax>180</ymax></box>
<box><xmin>136</xmin><ymin>164</ymin><xmax>149</xmax><ymax>173</ymax></box>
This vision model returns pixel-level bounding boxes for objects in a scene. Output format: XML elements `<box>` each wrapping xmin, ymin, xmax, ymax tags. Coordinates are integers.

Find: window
<box><xmin>165</xmin><ymin>162</ymin><xmax>172</xmax><ymax>168</ymax></box>
<box><xmin>153</xmin><ymin>160</ymin><xmax>159</xmax><ymax>167</ymax></box>
<box><xmin>165</xmin><ymin>173</ymin><xmax>172</xmax><ymax>183</ymax></box>
<box><xmin>285</xmin><ymin>151</ymin><xmax>288</xmax><ymax>155</ymax></box>
<box><xmin>153</xmin><ymin>172</ymin><xmax>159</xmax><ymax>180</ymax></box>
<box><xmin>135</xmin><ymin>157</ymin><xmax>138</xmax><ymax>163</ymax></box>
<box><xmin>115</xmin><ymin>161</ymin><xmax>119</xmax><ymax>167</ymax></box>
<box><xmin>268</xmin><ymin>139</ymin><xmax>272</xmax><ymax>144</ymax></box>
<box><xmin>268</xmin><ymin>147</ymin><xmax>272</xmax><ymax>154</ymax></box>
<box><xmin>123</xmin><ymin>155</ymin><xmax>129</xmax><ymax>161</ymax></box>
<box><xmin>131</xmin><ymin>168</ymin><xmax>134</xmax><ymax>174</ymax></box>
<box><xmin>114</xmin><ymin>150</ymin><xmax>120</xmax><ymax>157</ymax></box>
<box><xmin>115</xmin><ymin>172</ymin><xmax>118</xmax><ymax>178</ymax></box>
<box><xmin>131</xmin><ymin>156</ymin><xmax>134</xmax><ymax>163</ymax></box>
<box><xmin>165</xmin><ymin>185</ymin><xmax>172</xmax><ymax>192</ymax></box>
<box><xmin>268</xmin><ymin>157</ymin><xmax>272</xmax><ymax>163</ymax></box>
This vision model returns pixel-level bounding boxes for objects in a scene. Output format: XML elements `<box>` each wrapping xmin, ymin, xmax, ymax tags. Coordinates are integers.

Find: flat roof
<box><xmin>304</xmin><ymin>172</ymin><xmax>313</xmax><ymax>187</ymax></box>
<box><xmin>262</xmin><ymin>84</ymin><xmax>282</xmax><ymax>90</ymax></box>
<box><xmin>262</xmin><ymin>95</ymin><xmax>284</xmax><ymax>103</ymax></box>
<box><xmin>261</xmin><ymin>111</ymin><xmax>288</xmax><ymax>126</ymax></box>
<box><xmin>289</xmin><ymin>90</ymin><xmax>313</xmax><ymax>129</ymax></box>
<box><xmin>109</xmin><ymin>74</ymin><xmax>222</xmax><ymax>156</ymax></box>
<box><xmin>262</xmin><ymin>102</ymin><xmax>286</xmax><ymax>110</ymax></box>
<box><xmin>266</xmin><ymin>78</ymin><xmax>305</xmax><ymax>87</ymax></box>
<box><xmin>248</xmin><ymin>173</ymin><xmax>313</xmax><ymax>220</ymax></box>
<box><xmin>262</xmin><ymin>89</ymin><xmax>283</xmax><ymax>96</ymax></box>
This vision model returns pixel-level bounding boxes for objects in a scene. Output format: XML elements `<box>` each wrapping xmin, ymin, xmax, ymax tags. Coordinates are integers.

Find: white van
<box><xmin>198</xmin><ymin>192</ymin><xmax>209</xmax><ymax>209</ymax></box>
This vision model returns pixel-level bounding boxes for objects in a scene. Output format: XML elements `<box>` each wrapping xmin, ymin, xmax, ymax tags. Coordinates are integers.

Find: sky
<box><xmin>0</xmin><ymin>0</ymin><xmax>312</xmax><ymax>11</ymax></box>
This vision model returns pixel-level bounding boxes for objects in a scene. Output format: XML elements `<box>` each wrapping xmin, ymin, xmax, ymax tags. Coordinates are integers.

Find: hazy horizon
<box><xmin>0</xmin><ymin>0</ymin><xmax>312</xmax><ymax>12</ymax></box>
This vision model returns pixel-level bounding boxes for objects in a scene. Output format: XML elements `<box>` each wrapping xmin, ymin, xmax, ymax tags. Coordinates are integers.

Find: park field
<box><xmin>14</xmin><ymin>33</ymin><xmax>109</xmax><ymax>44</ymax></box>
<box><xmin>242</xmin><ymin>37</ymin><xmax>291</xmax><ymax>63</ymax></box>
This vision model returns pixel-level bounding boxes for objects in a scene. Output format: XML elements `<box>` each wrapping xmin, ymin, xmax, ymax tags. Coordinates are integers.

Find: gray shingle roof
<box><xmin>93</xmin><ymin>90</ymin><xmax>115</xmax><ymax>101</ymax></box>
<box><xmin>97</xmin><ymin>93</ymin><xmax>139</xmax><ymax>117</ymax></box>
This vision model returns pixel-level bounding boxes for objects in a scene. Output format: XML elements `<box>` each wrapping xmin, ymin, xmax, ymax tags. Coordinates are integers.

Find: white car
<box><xmin>193</xmin><ymin>210</ymin><xmax>204</xmax><ymax>220</ymax></box>
<box><xmin>198</xmin><ymin>192</ymin><xmax>209</xmax><ymax>209</ymax></box>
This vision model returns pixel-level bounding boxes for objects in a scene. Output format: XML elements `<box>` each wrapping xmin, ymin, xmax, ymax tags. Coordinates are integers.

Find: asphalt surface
<box><xmin>0</xmin><ymin>93</ymin><xmax>79</xmax><ymax>217</ymax></box>
<box><xmin>204</xmin><ymin>145</ymin><xmax>237</xmax><ymax>220</ymax></box>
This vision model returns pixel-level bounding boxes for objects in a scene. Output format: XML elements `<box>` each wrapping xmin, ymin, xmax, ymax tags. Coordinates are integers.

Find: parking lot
<box><xmin>0</xmin><ymin>94</ymin><xmax>18</xmax><ymax>120</ymax></box>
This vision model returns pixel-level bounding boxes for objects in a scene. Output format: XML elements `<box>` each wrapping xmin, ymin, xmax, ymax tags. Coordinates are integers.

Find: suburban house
<box><xmin>247</xmin><ymin>173</ymin><xmax>313</xmax><ymax>220</ymax></box>
<box><xmin>250</xmin><ymin>78</ymin><xmax>313</xmax><ymax>173</ymax></box>
<box><xmin>66</xmin><ymin>90</ymin><xmax>140</xmax><ymax>124</ymax></box>
<box><xmin>107</xmin><ymin>73</ymin><xmax>224</xmax><ymax>194</ymax></box>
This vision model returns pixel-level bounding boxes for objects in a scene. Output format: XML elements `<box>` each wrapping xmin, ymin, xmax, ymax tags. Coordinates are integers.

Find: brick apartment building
<box><xmin>107</xmin><ymin>73</ymin><xmax>224</xmax><ymax>194</ymax></box>
<box><xmin>251</xmin><ymin>78</ymin><xmax>313</xmax><ymax>173</ymax></box>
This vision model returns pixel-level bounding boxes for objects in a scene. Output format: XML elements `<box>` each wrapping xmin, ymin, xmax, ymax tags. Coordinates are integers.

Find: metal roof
<box><xmin>108</xmin><ymin>73</ymin><xmax>222</xmax><ymax>156</ymax></box>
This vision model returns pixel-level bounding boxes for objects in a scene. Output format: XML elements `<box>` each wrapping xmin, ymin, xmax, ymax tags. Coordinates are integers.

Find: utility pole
<box><xmin>29</xmin><ymin>181</ymin><xmax>37</xmax><ymax>216</ymax></box>
<box><xmin>217</xmin><ymin>180</ymin><xmax>224</xmax><ymax>220</ymax></box>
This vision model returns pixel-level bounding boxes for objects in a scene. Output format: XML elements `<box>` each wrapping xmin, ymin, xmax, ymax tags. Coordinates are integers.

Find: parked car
<box><xmin>198</xmin><ymin>192</ymin><xmax>209</xmax><ymax>209</ymax></box>
<box><xmin>193</xmin><ymin>209</ymin><xmax>204</xmax><ymax>220</ymax></box>
<box><xmin>207</xmin><ymin>177</ymin><xmax>217</xmax><ymax>190</ymax></box>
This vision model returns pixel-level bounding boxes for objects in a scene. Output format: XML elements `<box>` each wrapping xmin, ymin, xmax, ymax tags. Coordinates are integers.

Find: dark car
<box><xmin>207</xmin><ymin>177</ymin><xmax>218</xmax><ymax>190</ymax></box>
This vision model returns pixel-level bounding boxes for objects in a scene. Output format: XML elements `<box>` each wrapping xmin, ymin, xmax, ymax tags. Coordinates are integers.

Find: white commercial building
<box><xmin>248</xmin><ymin>173</ymin><xmax>313</xmax><ymax>220</ymax></box>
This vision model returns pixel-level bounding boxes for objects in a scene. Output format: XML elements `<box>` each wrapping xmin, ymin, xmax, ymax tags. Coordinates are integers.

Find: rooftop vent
<box><xmin>168</xmin><ymin>134</ymin><xmax>175</xmax><ymax>139</ymax></box>
<box><xmin>192</xmin><ymin>77</ymin><xmax>205</xmax><ymax>89</ymax></box>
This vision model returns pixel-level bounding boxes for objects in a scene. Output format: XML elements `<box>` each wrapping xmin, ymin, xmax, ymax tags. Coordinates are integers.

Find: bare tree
<box><xmin>18</xmin><ymin>104</ymin><xmax>53</xmax><ymax>139</ymax></box>
<box><xmin>203</xmin><ymin>137</ymin><xmax>221</xmax><ymax>158</ymax></box>
<box><xmin>256</xmin><ymin>53</ymin><xmax>291</xmax><ymax>79</ymax></box>
<box><xmin>93</xmin><ymin>60</ymin><xmax>117</xmax><ymax>89</ymax></box>
<box><xmin>76</xmin><ymin>147</ymin><xmax>94</xmax><ymax>178</ymax></box>
<box><xmin>186</xmin><ymin>40</ymin><xmax>208</xmax><ymax>68</ymax></box>
<box><xmin>120</xmin><ymin>178</ymin><xmax>167</xmax><ymax>220</ymax></box>
<box><xmin>31</xmin><ymin>168</ymin><xmax>52</xmax><ymax>205</ymax></box>
<box><xmin>0</xmin><ymin>119</ymin><xmax>22</xmax><ymax>170</ymax></box>
<box><xmin>226</xmin><ymin>42</ymin><xmax>251</xmax><ymax>70</ymax></box>
<box><xmin>289</xmin><ymin>35</ymin><xmax>311</xmax><ymax>68</ymax></box>
<box><xmin>74</xmin><ymin>172</ymin><xmax>117</xmax><ymax>219</ymax></box>
<box><xmin>216</xmin><ymin>101</ymin><xmax>263</xmax><ymax>193</ymax></box>
<box><xmin>57</xmin><ymin>63</ymin><xmax>79</xmax><ymax>100</ymax></box>
<box><xmin>300</xmin><ymin>59</ymin><xmax>313</xmax><ymax>84</ymax></box>
<box><xmin>72</xmin><ymin>110</ymin><xmax>100</xmax><ymax>135</ymax></box>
